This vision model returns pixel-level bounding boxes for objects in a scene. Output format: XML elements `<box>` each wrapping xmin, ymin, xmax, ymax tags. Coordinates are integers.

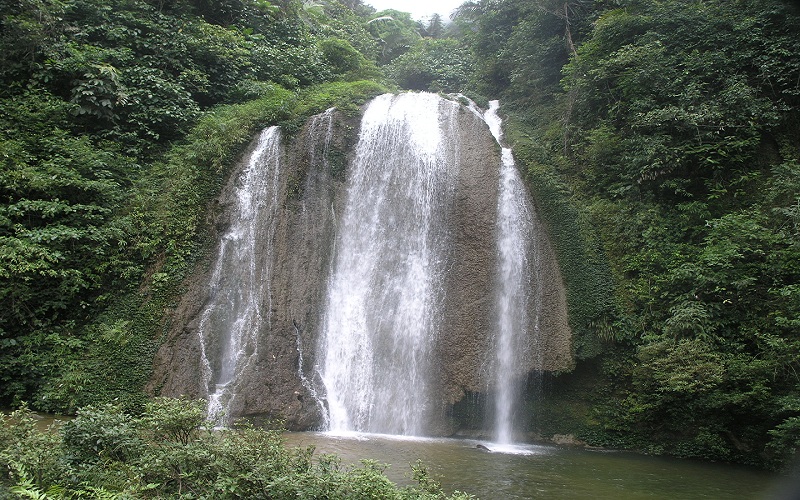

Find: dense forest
<box><xmin>460</xmin><ymin>0</ymin><xmax>800</xmax><ymax>470</ymax></box>
<box><xmin>1</xmin><ymin>0</ymin><xmax>798</xmax><ymax>493</ymax></box>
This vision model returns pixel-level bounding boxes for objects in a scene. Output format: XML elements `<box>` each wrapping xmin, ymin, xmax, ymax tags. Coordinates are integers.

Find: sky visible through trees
<box><xmin>366</xmin><ymin>0</ymin><xmax>463</xmax><ymax>20</ymax></box>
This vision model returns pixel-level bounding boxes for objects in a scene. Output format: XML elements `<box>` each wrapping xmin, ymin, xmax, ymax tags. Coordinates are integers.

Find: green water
<box><xmin>284</xmin><ymin>432</ymin><xmax>783</xmax><ymax>499</ymax></box>
<box><xmin>1</xmin><ymin>412</ymin><xmax>72</xmax><ymax>432</ymax></box>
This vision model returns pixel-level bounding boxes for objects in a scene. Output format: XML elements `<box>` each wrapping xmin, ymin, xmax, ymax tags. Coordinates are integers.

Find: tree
<box><xmin>365</xmin><ymin>9</ymin><xmax>421</xmax><ymax>64</ymax></box>
<box><xmin>386</xmin><ymin>38</ymin><xmax>474</xmax><ymax>92</ymax></box>
<box><xmin>419</xmin><ymin>13</ymin><xmax>444</xmax><ymax>38</ymax></box>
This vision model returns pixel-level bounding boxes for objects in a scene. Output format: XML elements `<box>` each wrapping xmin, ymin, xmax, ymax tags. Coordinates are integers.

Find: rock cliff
<box><xmin>148</xmin><ymin>95</ymin><xmax>573</xmax><ymax>432</ymax></box>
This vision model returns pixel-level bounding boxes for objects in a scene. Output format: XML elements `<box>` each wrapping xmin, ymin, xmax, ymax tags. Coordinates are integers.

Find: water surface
<box><xmin>284</xmin><ymin>432</ymin><xmax>778</xmax><ymax>499</ymax></box>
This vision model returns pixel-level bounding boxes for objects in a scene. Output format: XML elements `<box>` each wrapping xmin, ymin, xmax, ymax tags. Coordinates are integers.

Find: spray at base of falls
<box><xmin>198</xmin><ymin>127</ymin><xmax>282</xmax><ymax>425</ymax></box>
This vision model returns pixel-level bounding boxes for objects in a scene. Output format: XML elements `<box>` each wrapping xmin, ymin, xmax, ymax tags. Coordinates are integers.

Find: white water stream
<box><xmin>198</xmin><ymin>126</ymin><xmax>282</xmax><ymax>425</ymax></box>
<box><xmin>484</xmin><ymin>100</ymin><xmax>541</xmax><ymax>444</ymax></box>
<box><xmin>318</xmin><ymin>93</ymin><xmax>460</xmax><ymax>436</ymax></box>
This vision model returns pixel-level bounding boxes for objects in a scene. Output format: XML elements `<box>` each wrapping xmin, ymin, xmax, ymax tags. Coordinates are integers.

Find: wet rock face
<box><xmin>438</xmin><ymin>106</ymin><xmax>502</xmax><ymax>406</ymax></box>
<box><xmin>147</xmin><ymin>97</ymin><xmax>573</xmax><ymax>431</ymax></box>
<box><xmin>147</xmin><ymin>110</ymin><xmax>353</xmax><ymax>429</ymax></box>
<box><xmin>436</xmin><ymin>106</ymin><xmax>574</xmax><ymax>409</ymax></box>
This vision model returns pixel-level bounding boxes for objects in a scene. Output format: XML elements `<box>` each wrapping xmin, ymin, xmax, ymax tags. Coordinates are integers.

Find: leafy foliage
<box><xmin>386</xmin><ymin>38</ymin><xmax>474</xmax><ymax>93</ymax></box>
<box><xmin>0</xmin><ymin>89</ymin><xmax>134</xmax><ymax>405</ymax></box>
<box><xmin>365</xmin><ymin>9</ymin><xmax>422</xmax><ymax>65</ymax></box>
<box><xmin>318</xmin><ymin>37</ymin><xmax>381</xmax><ymax>81</ymax></box>
<box><xmin>62</xmin><ymin>404</ymin><xmax>144</xmax><ymax>464</ymax></box>
<box><xmin>0</xmin><ymin>400</ymin><xmax>475</xmax><ymax>499</ymax></box>
<box><xmin>461</xmin><ymin>0</ymin><xmax>800</xmax><ymax>469</ymax></box>
<box><xmin>557</xmin><ymin>1</ymin><xmax>800</xmax><ymax>467</ymax></box>
<box><xmin>0</xmin><ymin>405</ymin><xmax>64</xmax><ymax>491</ymax></box>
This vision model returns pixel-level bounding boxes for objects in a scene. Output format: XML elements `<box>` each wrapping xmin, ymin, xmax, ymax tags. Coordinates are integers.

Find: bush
<box><xmin>0</xmin><ymin>405</ymin><xmax>64</xmax><ymax>492</ymax></box>
<box><xmin>142</xmin><ymin>397</ymin><xmax>207</xmax><ymax>445</ymax></box>
<box><xmin>0</xmin><ymin>400</ymin><xmax>476</xmax><ymax>498</ymax></box>
<box><xmin>319</xmin><ymin>38</ymin><xmax>380</xmax><ymax>81</ymax></box>
<box><xmin>61</xmin><ymin>404</ymin><xmax>144</xmax><ymax>464</ymax></box>
<box><xmin>386</xmin><ymin>38</ymin><xmax>474</xmax><ymax>93</ymax></box>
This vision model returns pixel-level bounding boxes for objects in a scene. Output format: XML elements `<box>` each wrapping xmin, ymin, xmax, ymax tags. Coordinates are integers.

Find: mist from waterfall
<box><xmin>198</xmin><ymin>126</ymin><xmax>282</xmax><ymax>425</ymax></box>
<box><xmin>318</xmin><ymin>93</ymin><xmax>460</xmax><ymax>436</ymax></box>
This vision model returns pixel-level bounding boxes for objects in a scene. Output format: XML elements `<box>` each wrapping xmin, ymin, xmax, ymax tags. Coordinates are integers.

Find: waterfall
<box><xmin>306</xmin><ymin>107</ymin><xmax>335</xmax><ymax>172</ymax></box>
<box><xmin>316</xmin><ymin>94</ymin><xmax>543</xmax><ymax>440</ymax></box>
<box><xmin>296</xmin><ymin>108</ymin><xmax>337</xmax><ymax>428</ymax></box>
<box><xmin>198</xmin><ymin>126</ymin><xmax>283</xmax><ymax>425</ymax></box>
<box><xmin>170</xmin><ymin>92</ymin><xmax>560</xmax><ymax>438</ymax></box>
<box><xmin>484</xmin><ymin>100</ymin><xmax>541</xmax><ymax>444</ymax></box>
<box><xmin>318</xmin><ymin>93</ymin><xmax>460</xmax><ymax>435</ymax></box>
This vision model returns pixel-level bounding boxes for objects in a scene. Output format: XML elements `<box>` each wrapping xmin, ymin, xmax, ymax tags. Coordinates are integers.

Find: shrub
<box><xmin>0</xmin><ymin>405</ymin><xmax>65</xmax><ymax>492</ymax></box>
<box><xmin>142</xmin><ymin>397</ymin><xmax>207</xmax><ymax>445</ymax></box>
<box><xmin>61</xmin><ymin>404</ymin><xmax>143</xmax><ymax>464</ymax></box>
<box><xmin>1</xmin><ymin>400</ymin><xmax>476</xmax><ymax>498</ymax></box>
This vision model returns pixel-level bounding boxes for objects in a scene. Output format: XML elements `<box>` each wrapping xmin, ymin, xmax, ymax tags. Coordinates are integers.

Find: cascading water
<box><xmin>484</xmin><ymin>100</ymin><xmax>541</xmax><ymax>445</ymax></box>
<box><xmin>305</xmin><ymin>107</ymin><xmax>335</xmax><ymax>172</ymax></box>
<box><xmin>151</xmin><ymin>91</ymin><xmax>571</xmax><ymax>435</ymax></box>
<box><xmin>295</xmin><ymin>108</ymin><xmax>337</xmax><ymax>427</ymax></box>
<box><xmin>318</xmin><ymin>93</ymin><xmax>460</xmax><ymax>436</ymax></box>
<box><xmin>198</xmin><ymin>126</ymin><xmax>283</xmax><ymax>425</ymax></box>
